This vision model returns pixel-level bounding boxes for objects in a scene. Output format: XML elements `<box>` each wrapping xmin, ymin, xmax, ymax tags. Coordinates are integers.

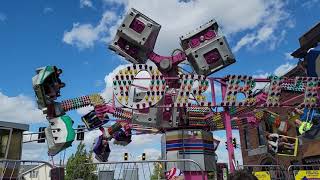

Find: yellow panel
<box><xmin>277</xmin><ymin>136</ymin><xmax>299</xmax><ymax>157</ymax></box>
<box><xmin>253</xmin><ymin>171</ymin><xmax>271</xmax><ymax>180</ymax></box>
<box><xmin>295</xmin><ymin>170</ymin><xmax>320</xmax><ymax>179</ymax></box>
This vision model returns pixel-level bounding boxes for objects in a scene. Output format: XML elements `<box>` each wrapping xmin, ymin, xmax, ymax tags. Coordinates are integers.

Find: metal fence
<box><xmin>238</xmin><ymin>165</ymin><xmax>287</xmax><ymax>180</ymax></box>
<box><xmin>71</xmin><ymin>159</ymin><xmax>205</xmax><ymax>180</ymax></box>
<box><xmin>0</xmin><ymin>159</ymin><xmax>54</xmax><ymax>180</ymax></box>
<box><xmin>7</xmin><ymin>160</ymin><xmax>320</xmax><ymax>180</ymax></box>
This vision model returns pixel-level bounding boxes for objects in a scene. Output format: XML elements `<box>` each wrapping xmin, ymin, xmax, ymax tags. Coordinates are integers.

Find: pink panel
<box><xmin>184</xmin><ymin>172</ymin><xmax>208</xmax><ymax>180</ymax></box>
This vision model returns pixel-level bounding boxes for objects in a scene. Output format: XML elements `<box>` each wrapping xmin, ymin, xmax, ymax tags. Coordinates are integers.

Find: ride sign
<box><xmin>295</xmin><ymin>170</ymin><xmax>320</xmax><ymax>180</ymax></box>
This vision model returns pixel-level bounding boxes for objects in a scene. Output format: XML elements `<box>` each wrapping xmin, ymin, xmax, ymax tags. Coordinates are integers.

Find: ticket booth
<box><xmin>0</xmin><ymin>121</ymin><xmax>29</xmax><ymax>178</ymax></box>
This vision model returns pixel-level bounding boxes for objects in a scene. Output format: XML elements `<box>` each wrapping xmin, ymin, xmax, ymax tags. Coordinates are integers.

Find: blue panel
<box><xmin>306</xmin><ymin>44</ymin><xmax>320</xmax><ymax>77</ymax></box>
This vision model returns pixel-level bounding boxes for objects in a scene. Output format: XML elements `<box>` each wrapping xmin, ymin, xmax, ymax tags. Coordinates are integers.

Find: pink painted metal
<box><xmin>184</xmin><ymin>172</ymin><xmax>208</xmax><ymax>180</ymax></box>
<box><xmin>148</xmin><ymin>51</ymin><xmax>186</xmax><ymax>65</ymax></box>
<box><xmin>221</xmin><ymin>82</ymin><xmax>235</xmax><ymax>173</ymax></box>
<box><xmin>224</xmin><ymin>111</ymin><xmax>235</xmax><ymax>173</ymax></box>
<box><xmin>209</xmin><ymin>78</ymin><xmax>216</xmax><ymax>106</ymax></box>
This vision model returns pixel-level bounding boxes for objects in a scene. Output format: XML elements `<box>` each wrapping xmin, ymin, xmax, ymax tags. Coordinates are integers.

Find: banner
<box><xmin>295</xmin><ymin>170</ymin><xmax>320</xmax><ymax>180</ymax></box>
<box><xmin>253</xmin><ymin>171</ymin><xmax>271</xmax><ymax>180</ymax></box>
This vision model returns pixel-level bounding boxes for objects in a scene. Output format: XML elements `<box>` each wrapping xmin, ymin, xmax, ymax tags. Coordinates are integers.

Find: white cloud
<box><xmin>63</xmin><ymin>23</ymin><xmax>98</xmax><ymax>49</ymax></box>
<box><xmin>43</xmin><ymin>7</ymin><xmax>54</xmax><ymax>14</ymax></box>
<box><xmin>63</xmin><ymin>11</ymin><xmax>117</xmax><ymax>49</ymax></box>
<box><xmin>233</xmin><ymin>0</ymin><xmax>291</xmax><ymax>52</ymax></box>
<box><xmin>252</xmin><ymin>72</ymin><xmax>270</xmax><ymax>92</ymax></box>
<box><xmin>80</xmin><ymin>0</ymin><xmax>93</xmax><ymax>8</ymax></box>
<box><xmin>22</xmin><ymin>142</ymin><xmax>48</xmax><ymax>160</ymax></box>
<box><xmin>252</xmin><ymin>62</ymin><xmax>296</xmax><ymax>91</ymax></box>
<box><xmin>0</xmin><ymin>12</ymin><xmax>7</xmax><ymax>22</ymax></box>
<box><xmin>101</xmin><ymin>0</ymin><xmax>291</xmax><ymax>54</ymax></box>
<box><xmin>284</xmin><ymin>52</ymin><xmax>294</xmax><ymax>60</ymax></box>
<box><xmin>75</xmin><ymin>64</ymin><xmax>128</xmax><ymax>116</ymax></box>
<box><xmin>22</xmin><ymin>131</ymin><xmax>49</xmax><ymax>160</ymax></box>
<box><xmin>76</xmin><ymin>106</ymin><xmax>94</xmax><ymax>116</ymax></box>
<box><xmin>0</xmin><ymin>92</ymin><xmax>45</xmax><ymax>124</ymax></box>
<box><xmin>302</xmin><ymin>0</ymin><xmax>320</xmax><ymax>8</ymax></box>
<box><xmin>274</xmin><ymin>62</ymin><xmax>295</xmax><ymax>76</ymax></box>
<box><xmin>82</xmin><ymin>129</ymin><xmax>102</xmax><ymax>147</ymax></box>
<box><xmin>253</xmin><ymin>72</ymin><xmax>270</xmax><ymax>79</ymax></box>
<box><xmin>101</xmin><ymin>64</ymin><xmax>130</xmax><ymax>101</ymax></box>
<box><xmin>65</xmin><ymin>0</ymin><xmax>291</xmax><ymax>53</ymax></box>
<box><xmin>94</xmin><ymin>79</ymin><xmax>104</xmax><ymax>87</ymax></box>
<box><xmin>137</xmin><ymin>148</ymin><xmax>161</xmax><ymax>160</ymax></box>
<box><xmin>253</xmin><ymin>62</ymin><xmax>296</xmax><ymax>78</ymax></box>
<box><xmin>232</xmin><ymin>34</ymin><xmax>256</xmax><ymax>53</ymax></box>
<box><xmin>131</xmin><ymin>134</ymin><xmax>161</xmax><ymax>146</ymax></box>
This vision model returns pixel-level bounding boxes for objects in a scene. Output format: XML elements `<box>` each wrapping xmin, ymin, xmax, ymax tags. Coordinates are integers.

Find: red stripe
<box><xmin>166</xmin><ymin>139</ymin><xmax>213</xmax><ymax>144</ymax></box>
<box><xmin>167</xmin><ymin>147</ymin><xmax>214</xmax><ymax>151</ymax></box>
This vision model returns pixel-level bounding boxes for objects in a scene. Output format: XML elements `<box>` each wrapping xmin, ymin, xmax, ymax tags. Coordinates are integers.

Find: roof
<box><xmin>292</xmin><ymin>22</ymin><xmax>320</xmax><ymax>58</ymax></box>
<box><xmin>0</xmin><ymin>121</ymin><xmax>29</xmax><ymax>131</ymax></box>
<box><xmin>19</xmin><ymin>164</ymin><xmax>52</xmax><ymax>176</ymax></box>
<box><xmin>19</xmin><ymin>165</ymin><xmax>39</xmax><ymax>174</ymax></box>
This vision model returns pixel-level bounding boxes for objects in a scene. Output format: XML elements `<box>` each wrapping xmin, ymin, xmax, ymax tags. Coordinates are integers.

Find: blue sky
<box><xmin>0</xmin><ymin>0</ymin><xmax>319</xmax><ymax>164</ymax></box>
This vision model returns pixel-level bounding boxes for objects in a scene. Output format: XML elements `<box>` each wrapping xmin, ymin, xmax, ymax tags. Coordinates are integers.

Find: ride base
<box><xmin>161</xmin><ymin>129</ymin><xmax>217</xmax><ymax>179</ymax></box>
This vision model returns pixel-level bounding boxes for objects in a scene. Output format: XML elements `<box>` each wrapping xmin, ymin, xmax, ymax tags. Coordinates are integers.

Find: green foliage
<box><xmin>65</xmin><ymin>142</ymin><xmax>97</xmax><ymax>180</ymax></box>
<box><xmin>150</xmin><ymin>157</ymin><xmax>165</xmax><ymax>180</ymax></box>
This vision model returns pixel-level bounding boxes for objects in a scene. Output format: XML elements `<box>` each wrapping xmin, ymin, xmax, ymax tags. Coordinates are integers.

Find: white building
<box><xmin>19</xmin><ymin>164</ymin><xmax>52</xmax><ymax>180</ymax></box>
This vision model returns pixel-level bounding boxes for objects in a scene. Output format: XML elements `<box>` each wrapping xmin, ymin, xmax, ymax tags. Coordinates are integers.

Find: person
<box><xmin>292</xmin><ymin>108</ymin><xmax>314</xmax><ymax>135</ymax></box>
<box><xmin>266</xmin><ymin>133</ymin><xmax>295</xmax><ymax>154</ymax></box>
<box><xmin>166</xmin><ymin>167</ymin><xmax>184</xmax><ymax>180</ymax></box>
<box><xmin>228</xmin><ymin>170</ymin><xmax>258</xmax><ymax>180</ymax></box>
<box><xmin>266</xmin><ymin>133</ymin><xmax>279</xmax><ymax>153</ymax></box>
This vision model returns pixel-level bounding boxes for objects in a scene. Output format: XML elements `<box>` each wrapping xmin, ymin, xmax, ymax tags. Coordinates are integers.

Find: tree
<box><xmin>65</xmin><ymin>142</ymin><xmax>97</xmax><ymax>180</ymax></box>
<box><xmin>150</xmin><ymin>157</ymin><xmax>165</xmax><ymax>180</ymax></box>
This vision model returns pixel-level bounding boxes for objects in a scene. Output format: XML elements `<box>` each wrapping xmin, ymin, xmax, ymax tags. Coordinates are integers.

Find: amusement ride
<box><xmin>27</xmin><ymin>8</ymin><xmax>320</xmax><ymax>179</ymax></box>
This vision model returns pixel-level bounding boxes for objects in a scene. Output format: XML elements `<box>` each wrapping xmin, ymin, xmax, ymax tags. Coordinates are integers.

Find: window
<box><xmin>30</xmin><ymin>170</ymin><xmax>39</xmax><ymax>178</ymax></box>
<box><xmin>243</xmin><ymin>127</ymin><xmax>251</xmax><ymax>149</ymax></box>
<box><xmin>0</xmin><ymin>128</ymin><xmax>12</xmax><ymax>159</ymax></box>
<box><xmin>264</xmin><ymin>120</ymin><xmax>273</xmax><ymax>133</ymax></box>
<box><xmin>257</xmin><ymin>124</ymin><xmax>266</xmax><ymax>146</ymax></box>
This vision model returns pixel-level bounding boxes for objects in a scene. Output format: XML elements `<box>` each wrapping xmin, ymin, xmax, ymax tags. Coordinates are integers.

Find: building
<box><xmin>237</xmin><ymin>60</ymin><xmax>320</xmax><ymax>166</ymax></box>
<box><xmin>98</xmin><ymin>170</ymin><xmax>115</xmax><ymax>180</ymax></box>
<box><xmin>0</xmin><ymin>121</ymin><xmax>29</xmax><ymax>178</ymax></box>
<box><xmin>19</xmin><ymin>164</ymin><xmax>52</xmax><ymax>180</ymax></box>
<box><xmin>238</xmin><ymin>22</ymin><xmax>320</xmax><ymax>167</ymax></box>
<box><xmin>0</xmin><ymin>121</ymin><xmax>29</xmax><ymax>159</ymax></box>
<box><xmin>215</xmin><ymin>163</ymin><xmax>228</xmax><ymax>180</ymax></box>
